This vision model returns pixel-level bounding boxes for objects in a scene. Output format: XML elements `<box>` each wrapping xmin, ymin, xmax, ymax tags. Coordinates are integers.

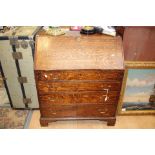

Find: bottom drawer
<box><xmin>41</xmin><ymin>105</ymin><xmax>76</xmax><ymax>118</ymax></box>
<box><xmin>40</xmin><ymin>104</ymin><xmax>116</xmax><ymax>118</ymax></box>
<box><xmin>77</xmin><ymin>104</ymin><xmax>116</xmax><ymax>117</ymax></box>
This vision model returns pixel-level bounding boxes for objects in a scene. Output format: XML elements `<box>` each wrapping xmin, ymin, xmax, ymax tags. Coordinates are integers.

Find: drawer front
<box><xmin>40</xmin><ymin>104</ymin><xmax>116</xmax><ymax>118</ymax></box>
<box><xmin>40</xmin><ymin>105</ymin><xmax>77</xmax><ymax>118</ymax></box>
<box><xmin>35</xmin><ymin>70</ymin><xmax>124</xmax><ymax>81</ymax></box>
<box><xmin>37</xmin><ymin>81</ymin><xmax>121</xmax><ymax>93</ymax></box>
<box><xmin>77</xmin><ymin>104</ymin><xmax>116</xmax><ymax>117</ymax></box>
<box><xmin>39</xmin><ymin>91</ymin><xmax>120</xmax><ymax>106</ymax></box>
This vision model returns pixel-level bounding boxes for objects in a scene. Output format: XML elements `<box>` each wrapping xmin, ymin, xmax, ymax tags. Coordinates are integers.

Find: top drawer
<box><xmin>35</xmin><ymin>70</ymin><xmax>124</xmax><ymax>81</ymax></box>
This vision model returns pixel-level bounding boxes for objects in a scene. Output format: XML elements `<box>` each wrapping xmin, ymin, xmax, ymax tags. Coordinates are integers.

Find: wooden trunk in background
<box><xmin>0</xmin><ymin>26</ymin><xmax>41</xmax><ymax>108</ymax></box>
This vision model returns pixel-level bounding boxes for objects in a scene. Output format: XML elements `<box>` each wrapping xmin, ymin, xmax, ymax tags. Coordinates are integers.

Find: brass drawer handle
<box><xmin>102</xmin><ymin>95</ymin><xmax>109</xmax><ymax>102</ymax></box>
<box><xmin>53</xmin><ymin>77</ymin><xmax>58</xmax><ymax>80</ymax></box>
<box><xmin>103</xmin><ymin>89</ymin><xmax>109</xmax><ymax>94</ymax></box>
<box><xmin>102</xmin><ymin>95</ymin><xmax>108</xmax><ymax>102</ymax></box>
<box><xmin>98</xmin><ymin>108</ymin><xmax>108</xmax><ymax>114</ymax></box>
<box><xmin>48</xmin><ymin>97</ymin><xmax>55</xmax><ymax>102</ymax></box>
<box><xmin>52</xmin><ymin>112</ymin><xmax>56</xmax><ymax>115</ymax></box>
<box><xmin>100</xmin><ymin>111</ymin><xmax>106</xmax><ymax>114</ymax></box>
<box><xmin>102</xmin><ymin>89</ymin><xmax>109</xmax><ymax>102</ymax></box>
<box><xmin>44</xmin><ymin>74</ymin><xmax>58</xmax><ymax>80</ymax></box>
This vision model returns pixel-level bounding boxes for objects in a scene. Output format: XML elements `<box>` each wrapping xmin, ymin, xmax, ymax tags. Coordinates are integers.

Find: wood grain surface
<box><xmin>35</xmin><ymin>70</ymin><xmax>124</xmax><ymax>81</ymax></box>
<box><xmin>35</xmin><ymin>31</ymin><xmax>124</xmax><ymax>70</ymax></box>
<box><xmin>35</xmin><ymin>31</ymin><xmax>124</xmax><ymax>126</ymax></box>
<box><xmin>37</xmin><ymin>81</ymin><xmax>122</xmax><ymax>93</ymax></box>
<box><xmin>123</xmin><ymin>27</ymin><xmax>155</xmax><ymax>61</ymax></box>
<box><xmin>38</xmin><ymin>91</ymin><xmax>120</xmax><ymax>106</ymax></box>
<box><xmin>40</xmin><ymin>104</ymin><xmax>116</xmax><ymax>118</ymax></box>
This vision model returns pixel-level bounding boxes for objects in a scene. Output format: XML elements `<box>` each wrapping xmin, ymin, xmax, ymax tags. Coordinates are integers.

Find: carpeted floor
<box><xmin>29</xmin><ymin>110</ymin><xmax>155</xmax><ymax>129</ymax></box>
<box><xmin>0</xmin><ymin>75</ymin><xmax>9</xmax><ymax>107</ymax></box>
<box><xmin>0</xmin><ymin>107</ymin><xmax>31</xmax><ymax>129</ymax></box>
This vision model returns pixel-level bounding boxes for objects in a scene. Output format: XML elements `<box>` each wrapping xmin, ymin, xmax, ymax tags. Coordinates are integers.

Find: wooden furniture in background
<box><xmin>123</xmin><ymin>27</ymin><xmax>155</xmax><ymax>61</ymax></box>
<box><xmin>35</xmin><ymin>31</ymin><xmax>124</xmax><ymax>126</ymax></box>
<box><xmin>118</xmin><ymin>26</ymin><xmax>155</xmax><ymax>115</ymax></box>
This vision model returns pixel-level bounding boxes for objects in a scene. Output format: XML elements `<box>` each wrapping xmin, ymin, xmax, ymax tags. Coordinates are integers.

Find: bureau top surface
<box><xmin>34</xmin><ymin>31</ymin><xmax>124</xmax><ymax>70</ymax></box>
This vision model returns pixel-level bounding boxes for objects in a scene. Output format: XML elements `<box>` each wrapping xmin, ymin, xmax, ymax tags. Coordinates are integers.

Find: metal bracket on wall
<box><xmin>23</xmin><ymin>98</ymin><xmax>32</xmax><ymax>104</ymax></box>
<box><xmin>28</xmin><ymin>36</ymin><xmax>35</xmax><ymax>59</ymax></box>
<box><xmin>21</xmin><ymin>40</ymin><xmax>28</xmax><ymax>49</ymax></box>
<box><xmin>18</xmin><ymin>77</ymin><xmax>28</xmax><ymax>83</ymax></box>
<box><xmin>9</xmin><ymin>36</ymin><xmax>20</xmax><ymax>48</ymax></box>
<box><xmin>29</xmin><ymin>36</ymin><xmax>35</xmax><ymax>49</ymax></box>
<box><xmin>2</xmin><ymin>77</ymin><xmax>7</xmax><ymax>80</ymax></box>
<box><xmin>12</xmin><ymin>52</ymin><xmax>23</xmax><ymax>60</ymax></box>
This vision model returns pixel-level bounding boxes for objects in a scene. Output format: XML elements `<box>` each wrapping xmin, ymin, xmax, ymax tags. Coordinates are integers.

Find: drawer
<box><xmin>77</xmin><ymin>104</ymin><xmax>116</xmax><ymax>117</ymax></box>
<box><xmin>39</xmin><ymin>91</ymin><xmax>120</xmax><ymax>106</ymax></box>
<box><xmin>40</xmin><ymin>105</ymin><xmax>76</xmax><ymax>118</ymax></box>
<box><xmin>37</xmin><ymin>81</ymin><xmax>122</xmax><ymax>93</ymax></box>
<box><xmin>35</xmin><ymin>70</ymin><xmax>124</xmax><ymax>81</ymax></box>
<box><xmin>40</xmin><ymin>104</ymin><xmax>116</xmax><ymax>118</ymax></box>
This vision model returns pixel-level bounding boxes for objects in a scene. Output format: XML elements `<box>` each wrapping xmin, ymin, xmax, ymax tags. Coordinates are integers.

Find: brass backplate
<box><xmin>18</xmin><ymin>77</ymin><xmax>27</xmax><ymax>83</ymax></box>
<box><xmin>12</xmin><ymin>52</ymin><xmax>23</xmax><ymax>60</ymax></box>
<box><xmin>23</xmin><ymin>98</ymin><xmax>32</xmax><ymax>104</ymax></box>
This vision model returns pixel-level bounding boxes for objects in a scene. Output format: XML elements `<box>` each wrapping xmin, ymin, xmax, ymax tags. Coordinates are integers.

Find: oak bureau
<box><xmin>34</xmin><ymin>31</ymin><xmax>124</xmax><ymax>126</ymax></box>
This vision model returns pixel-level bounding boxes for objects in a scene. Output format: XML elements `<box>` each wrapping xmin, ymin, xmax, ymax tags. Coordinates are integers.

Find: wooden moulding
<box><xmin>35</xmin><ymin>70</ymin><xmax>124</xmax><ymax>81</ymax></box>
<box><xmin>40</xmin><ymin>117</ymin><xmax>116</xmax><ymax>127</ymax></box>
<box><xmin>117</xmin><ymin>61</ymin><xmax>155</xmax><ymax>115</ymax></box>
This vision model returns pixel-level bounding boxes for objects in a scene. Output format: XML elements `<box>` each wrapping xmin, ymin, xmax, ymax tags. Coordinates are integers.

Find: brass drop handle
<box><xmin>49</xmin><ymin>97</ymin><xmax>55</xmax><ymax>102</ymax></box>
<box><xmin>103</xmin><ymin>89</ymin><xmax>109</xmax><ymax>102</ymax></box>
<box><xmin>44</xmin><ymin>74</ymin><xmax>58</xmax><ymax>80</ymax></box>
<box><xmin>98</xmin><ymin>108</ymin><xmax>108</xmax><ymax>114</ymax></box>
<box><xmin>103</xmin><ymin>89</ymin><xmax>109</xmax><ymax>94</ymax></box>
<box><xmin>100</xmin><ymin>111</ymin><xmax>106</xmax><ymax>114</ymax></box>
<box><xmin>53</xmin><ymin>77</ymin><xmax>58</xmax><ymax>80</ymax></box>
<box><xmin>53</xmin><ymin>73</ymin><xmax>60</xmax><ymax>80</ymax></box>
